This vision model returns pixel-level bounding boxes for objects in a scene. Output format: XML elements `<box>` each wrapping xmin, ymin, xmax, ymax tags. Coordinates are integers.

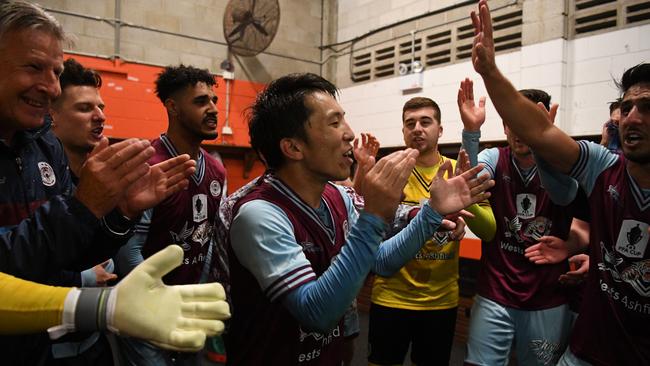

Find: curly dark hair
<box><xmin>59</xmin><ymin>58</ymin><xmax>102</xmax><ymax>90</ymax></box>
<box><xmin>248</xmin><ymin>73</ymin><xmax>338</xmax><ymax>169</ymax></box>
<box><xmin>155</xmin><ymin>64</ymin><xmax>215</xmax><ymax>103</ymax></box>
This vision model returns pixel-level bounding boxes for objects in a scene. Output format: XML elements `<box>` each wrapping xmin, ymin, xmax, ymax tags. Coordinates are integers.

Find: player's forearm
<box><xmin>0</xmin><ymin>272</ymin><xmax>69</xmax><ymax>334</ymax></box>
<box><xmin>482</xmin><ymin>69</ymin><xmax>577</xmax><ymax>173</ymax></box>
<box><xmin>373</xmin><ymin>203</ymin><xmax>442</xmax><ymax>276</ymax></box>
<box><xmin>283</xmin><ymin>212</ymin><xmax>385</xmax><ymax>333</ymax></box>
<box><xmin>465</xmin><ymin>201</ymin><xmax>496</xmax><ymax>242</ymax></box>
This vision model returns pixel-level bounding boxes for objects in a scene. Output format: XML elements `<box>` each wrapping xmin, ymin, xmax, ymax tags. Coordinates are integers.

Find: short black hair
<box><xmin>609</xmin><ymin>98</ymin><xmax>622</xmax><ymax>114</ymax></box>
<box><xmin>618</xmin><ymin>63</ymin><xmax>650</xmax><ymax>95</ymax></box>
<box><xmin>402</xmin><ymin>97</ymin><xmax>441</xmax><ymax>123</ymax></box>
<box><xmin>248</xmin><ymin>73</ymin><xmax>338</xmax><ymax>169</ymax></box>
<box><xmin>155</xmin><ymin>64</ymin><xmax>215</xmax><ymax>103</ymax></box>
<box><xmin>519</xmin><ymin>89</ymin><xmax>551</xmax><ymax>110</ymax></box>
<box><xmin>59</xmin><ymin>58</ymin><xmax>102</xmax><ymax>90</ymax></box>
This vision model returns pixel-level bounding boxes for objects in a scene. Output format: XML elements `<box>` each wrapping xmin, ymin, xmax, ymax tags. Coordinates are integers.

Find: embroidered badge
<box><xmin>38</xmin><ymin>162</ymin><xmax>56</xmax><ymax>187</ymax></box>
<box><xmin>210</xmin><ymin>180</ymin><xmax>222</xmax><ymax>197</ymax></box>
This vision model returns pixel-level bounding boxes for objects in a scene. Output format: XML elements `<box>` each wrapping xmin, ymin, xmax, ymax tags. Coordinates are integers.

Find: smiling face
<box><xmin>619</xmin><ymin>83</ymin><xmax>650</xmax><ymax>165</ymax></box>
<box><xmin>402</xmin><ymin>107</ymin><xmax>443</xmax><ymax>155</ymax></box>
<box><xmin>293</xmin><ymin>91</ymin><xmax>355</xmax><ymax>182</ymax></box>
<box><xmin>0</xmin><ymin>28</ymin><xmax>63</xmax><ymax>142</ymax></box>
<box><xmin>173</xmin><ymin>81</ymin><xmax>218</xmax><ymax>142</ymax></box>
<box><xmin>51</xmin><ymin>85</ymin><xmax>105</xmax><ymax>154</ymax></box>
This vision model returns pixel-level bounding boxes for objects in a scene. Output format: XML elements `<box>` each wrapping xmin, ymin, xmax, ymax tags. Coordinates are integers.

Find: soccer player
<box><xmin>470</xmin><ymin>1</ymin><xmax>650</xmax><ymax>364</ymax></box>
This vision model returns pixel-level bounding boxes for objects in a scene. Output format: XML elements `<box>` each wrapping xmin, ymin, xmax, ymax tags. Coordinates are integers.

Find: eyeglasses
<box><xmin>620</xmin><ymin>98</ymin><xmax>650</xmax><ymax>117</ymax></box>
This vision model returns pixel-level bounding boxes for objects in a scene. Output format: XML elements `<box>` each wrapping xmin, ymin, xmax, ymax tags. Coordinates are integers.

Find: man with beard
<box><xmin>114</xmin><ymin>64</ymin><xmax>227</xmax><ymax>365</ymax></box>
<box><xmin>470</xmin><ymin>1</ymin><xmax>650</xmax><ymax>364</ymax></box>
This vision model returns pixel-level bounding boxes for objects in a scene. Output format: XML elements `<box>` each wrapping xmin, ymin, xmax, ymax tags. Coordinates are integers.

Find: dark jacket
<box><xmin>0</xmin><ymin>120</ymin><xmax>134</xmax><ymax>365</ymax></box>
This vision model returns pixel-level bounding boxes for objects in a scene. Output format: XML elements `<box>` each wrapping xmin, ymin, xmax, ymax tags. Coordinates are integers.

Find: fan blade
<box><xmin>228</xmin><ymin>22</ymin><xmax>248</xmax><ymax>40</ymax></box>
<box><xmin>252</xmin><ymin>20</ymin><xmax>268</xmax><ymax>36</ymax></box>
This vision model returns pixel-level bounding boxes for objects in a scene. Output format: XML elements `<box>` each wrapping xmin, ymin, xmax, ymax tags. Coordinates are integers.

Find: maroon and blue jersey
<box><xmin>567</xmin><ymin>141</ymin><xmax>650</xmax><ymax>366</ymax></box>
<box><xmin>226</xmin><ymin>175</ymin><xmax>349</xmax><ymax>366</ymax></box>
<box><xmin>140</xmin><ymin>135</ymin><xmax>226</xmax><ymax>285</ymax></box>
<box><xmin>478</xmin><ymin>146</ymin><xmax>574</xmax><ymax>309</ymax></box>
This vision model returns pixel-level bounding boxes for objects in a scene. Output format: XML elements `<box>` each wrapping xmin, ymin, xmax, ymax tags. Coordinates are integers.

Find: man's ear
<box><xmin>164</xmin><ymin>98</ymin><xmax>178</xmax><ymax>116</ymax></box>
<box><xmin>279</xmin><ymin>137</ymin><xmax>304</xmax><ymax>161</ymax></box>
<box><xmin>438</xmin><ymin>124</ymin><xmax>443</xmax><ymax>138</ymax></box>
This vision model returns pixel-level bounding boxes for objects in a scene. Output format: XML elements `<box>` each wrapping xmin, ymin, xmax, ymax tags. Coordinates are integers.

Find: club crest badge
<box><xmin>38</xmin><ymin>162</ymin><xmax>56</xmax><ymax>187</ymax></box>
<box><xmin>210</xmin><ymin>180</ymin><xmax>222</xmax><ymax>197</ymax></box>
<box><xmin>516</xmin><ymin>193</ymin><xmax>536</xmax><ymax>219</ymax></box>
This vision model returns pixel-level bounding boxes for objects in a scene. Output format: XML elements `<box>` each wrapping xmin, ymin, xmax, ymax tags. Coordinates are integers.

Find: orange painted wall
<box><xmin>66</xmin><ymin>54</ymin><xmax>265</xmax><ymax>148</ymax></box>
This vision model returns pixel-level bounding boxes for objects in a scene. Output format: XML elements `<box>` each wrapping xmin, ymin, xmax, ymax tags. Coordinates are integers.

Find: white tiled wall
<box><xmin>339</xmin><ymin>24</ymin><xmax>650</xmax><ymax>147</ymax></box>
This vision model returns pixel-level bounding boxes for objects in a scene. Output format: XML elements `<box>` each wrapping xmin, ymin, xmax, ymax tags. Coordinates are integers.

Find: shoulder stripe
<box><xmin>569</xmin><ymin>141</ymin><xmax>589</xmax><ymax>178</ymax></box>
<box><xmin>265</xmin><ymin>265</ymin><xmax>316</xmax><ymax>301</ymax></box>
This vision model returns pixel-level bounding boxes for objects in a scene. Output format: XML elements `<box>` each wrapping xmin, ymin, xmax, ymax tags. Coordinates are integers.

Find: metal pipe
<box><xmin>114</xmin><ymin>0</ymin><xmax>121</xmax><ymax>57</ymax></box>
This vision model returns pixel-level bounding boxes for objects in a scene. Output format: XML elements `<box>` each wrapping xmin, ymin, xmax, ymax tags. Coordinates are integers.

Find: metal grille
<box><xmin>350</xmin><ymin>2</ymin><xmax>522</xmax><ymax>83</ymax></box>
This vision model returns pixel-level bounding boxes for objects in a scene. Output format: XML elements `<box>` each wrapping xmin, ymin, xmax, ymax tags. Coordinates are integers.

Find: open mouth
<box><xmin>623</xmin><ymin>132</ymin><xmax>643</xmax><ymax>146</ymax></box>
<box><xmin>91</xmin><ymin>126</ymin><xmax>104</xmax><ymax>139</ymax></box>
<box><xmin>343</xmin><ymin>149</ymin><xmax>354</xmax><ymax>164</ymax></box>
<box><xmin>204</xmin><ymin>118</ymin><xmax>218</xmax><ymax>129</ymax></box>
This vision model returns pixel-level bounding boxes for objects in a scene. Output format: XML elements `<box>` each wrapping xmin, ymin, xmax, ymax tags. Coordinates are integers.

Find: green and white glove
<box><xmin>49</xmin><ymin>245</ymin><xmax>230</xmax><ymax>352</ymax></box>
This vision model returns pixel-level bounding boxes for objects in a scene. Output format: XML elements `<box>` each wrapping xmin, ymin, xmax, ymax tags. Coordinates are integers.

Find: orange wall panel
<box><xmin>459</xmin><ymin>238</ymin><xmax>481</xmax><ymax>260</ymax></box>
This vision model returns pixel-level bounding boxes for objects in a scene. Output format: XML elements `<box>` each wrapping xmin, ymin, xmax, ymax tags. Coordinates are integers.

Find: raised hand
<box><xmin>359</xmin><ymin>149</ymin><xmax>419</xmax><ymax>222</ymax></box>
<box><xmin>353</xmin><ymin>133</ymin><xmax>380</xmax><ymax>194</ymax></box>
<box><xmin>524</xmin><ymin>236</ymin><xmax>571</xmax><ymax>264</ymax></box>
<box><xmin>119</xmin><ymin>155</ymin><xmax>196</xmax><ymax>218</ymax></box>
<box><xmin>457</xmin><ymin>78</ymin><xmax>486</xmax><ymax>132</ymax></box>
<box><xmin>353</xmin><ymin>133</ymin><xmax>380</xmax><ymax>165</ymax></box>
<box><xmin>428</xmin><ymin>161</ymin><xmax>493</xmax><ymax>216</ymax></box>
<box><xmin>111</xmin><ymin>245</ymin><xmax>230</xmax><ymax>352</ymax></box>
<box><xmin>471</xmin><ymin>0</ymin><xmax>497</xmax><ymax>76</ymax></box>
<box><xmin>75</xmin><ymin>138</ymin><xmax>155</xmax><ymax>218</ymax></box>
<box><xmin>559</xmin><ymin>254</ymin><xmax>589</xmax><ymax>285</ymax></box>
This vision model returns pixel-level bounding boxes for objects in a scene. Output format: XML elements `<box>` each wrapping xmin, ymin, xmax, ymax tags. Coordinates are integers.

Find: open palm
<box><xmin>457</xmin><ymin>78</ymin><xmax>486</xmax><ymax>132</ymax></box>
<box><xmin>428</xmin><ymin>161</ymin><xmax>493</xmax><ymax>216</ymax></box>
<box><xmin>120</xmin><ymin>155</ymin><xmax>195</xmax><ymax>217</ymax></box>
